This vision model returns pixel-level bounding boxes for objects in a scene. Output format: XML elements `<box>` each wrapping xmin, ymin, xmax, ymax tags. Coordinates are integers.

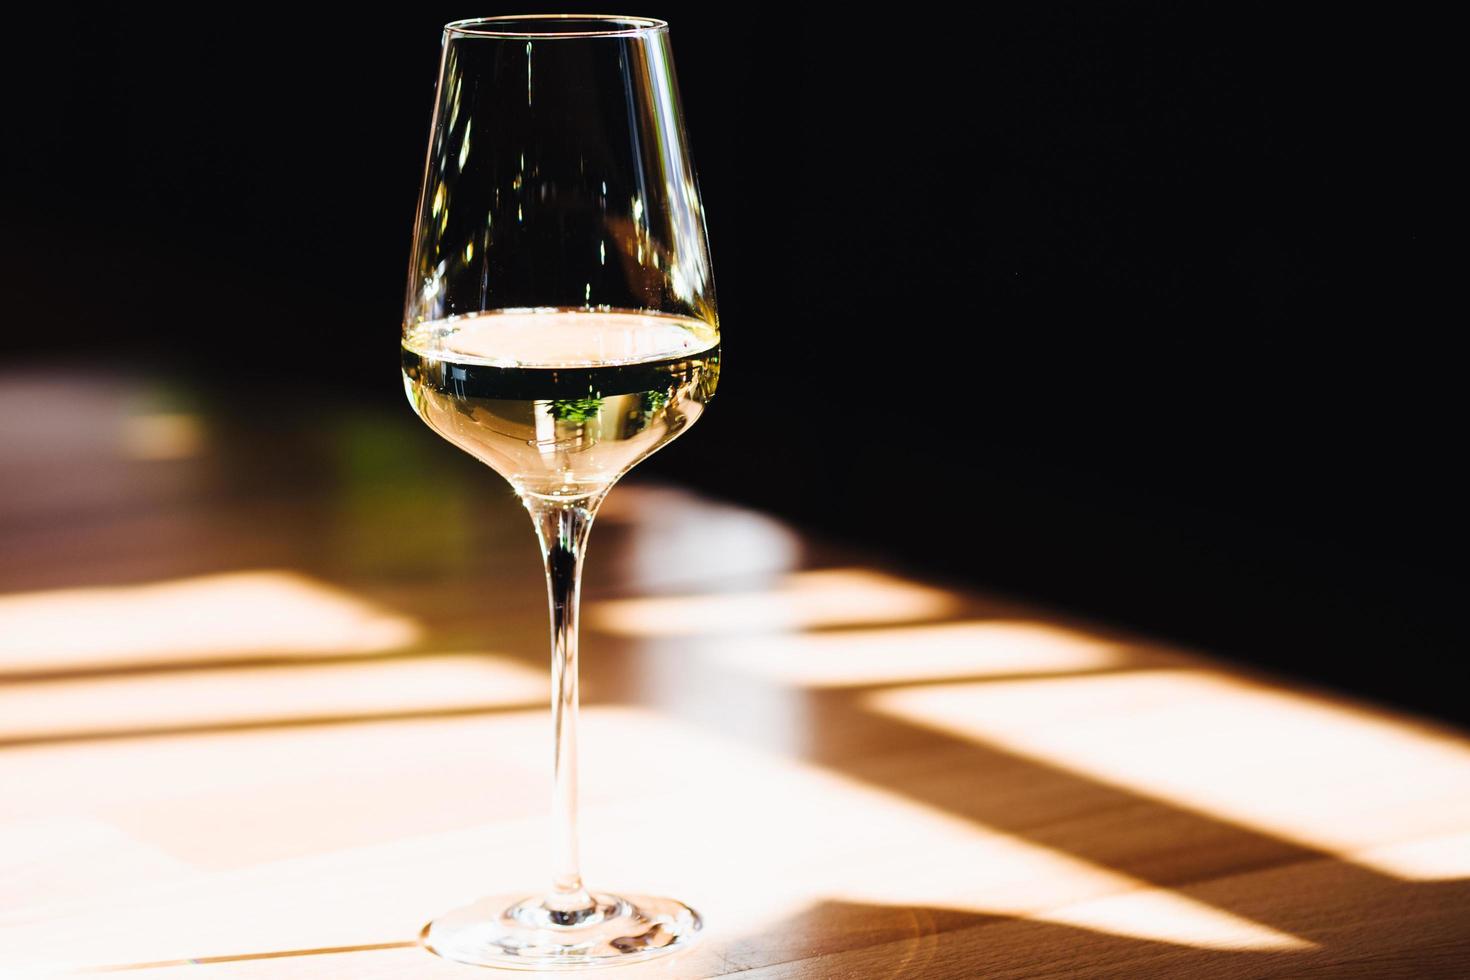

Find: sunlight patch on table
<box><xmin>0</xmin><ymin>571</ymin><xmax>422</xmax><ymax>674</ymax></box>
<box><xmin>598</xmin><ymin>483</ymin><xmax>803</xmax><ymax>590</ymax></box>
<box><xmin>867</xmin><ymin>669</ymin><xmax>1470</xmax><ymax>880</ymax></box>
<box><xmin>566</xmin><ymin>712</ymin><xmax>1312</xmax><ymax>954</ymax></box>
<box><xmin>1354</xmin><ymin>829</ymin><xmax>1470</xmax><ymax>881</ymax></box>
<box><xmin>0</xmin><ymin>817</ymin><xmax>199</xmax><ymax>910</ymax></box>
<box><xmin>683</xmin><ymin>620</ymin><xmax>1125</xmax><ymax>688</ymax></box>
<box><xmin>706</xmin><ymin>772</ymin><xmax>1314</xmax><ymax>954</ymax></box>
<box><xmin>1035</xmin><ymin>886</ymin><xmax>1313</xmax><ymax>951</ymax></box>
<box><xmin>0</xmin><ymin>706</ymin><xmax>1315</xmax><ymax>972</ymax></box>
<box><xmin>0</xmin><ymin>654</ymin><xmax>546</xmax><ymax>743</ymax></box>
<box><xmin>589</xmin><ymin>568</ymin><xmax>959</xmax><ymax>637</ymax></box>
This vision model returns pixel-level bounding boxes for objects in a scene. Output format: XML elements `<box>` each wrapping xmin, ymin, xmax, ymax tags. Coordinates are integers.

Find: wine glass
<box><xmin>400</xmin><ymin>15</ymin><xmax>718</xmax><ymax>970</ymax></box>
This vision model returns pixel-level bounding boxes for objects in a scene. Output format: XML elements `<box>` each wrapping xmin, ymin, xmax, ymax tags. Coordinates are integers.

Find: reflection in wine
<box><xmin>403</xmin><ymin>309</ymin><xmax>718</xmax><ymax>500</ymax></box>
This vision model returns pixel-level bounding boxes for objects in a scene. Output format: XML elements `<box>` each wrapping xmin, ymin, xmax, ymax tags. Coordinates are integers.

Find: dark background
<box><xmin>2</xmin><ymin>7</ymin><xmax>1461</xmax><ymax>722</ymax></box>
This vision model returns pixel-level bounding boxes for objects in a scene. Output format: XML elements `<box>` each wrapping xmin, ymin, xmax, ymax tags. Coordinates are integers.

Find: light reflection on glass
<box><xmin>404</xmin><ymin>27</ymin><xmax>715</xmax><ymax>326</ymax></box>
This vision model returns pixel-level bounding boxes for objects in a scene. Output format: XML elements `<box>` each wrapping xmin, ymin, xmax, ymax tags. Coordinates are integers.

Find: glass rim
<box><xmin>444</xmin><ymin>14</ymin><xmax>668</xmax><ymax>39</ymax></box>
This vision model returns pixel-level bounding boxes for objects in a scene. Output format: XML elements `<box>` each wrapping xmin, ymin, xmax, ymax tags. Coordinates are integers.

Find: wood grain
<box><xmin>2</xmin><ymin>377</ymin><xmax>1467</xmax><ymax>977</ymax></box>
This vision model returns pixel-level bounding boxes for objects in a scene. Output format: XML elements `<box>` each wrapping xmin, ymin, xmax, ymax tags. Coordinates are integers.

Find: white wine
<box><xmin>402</xmin><ymin>309</ymin><xmax>719</xmax><ymax>499</ymax></box>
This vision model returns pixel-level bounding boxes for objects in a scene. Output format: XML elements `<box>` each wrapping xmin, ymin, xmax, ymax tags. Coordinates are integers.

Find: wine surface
<box><xmin>403</xmin><ymin>309</ymin><xmax>719</xmax><ymax>499</ymax></box>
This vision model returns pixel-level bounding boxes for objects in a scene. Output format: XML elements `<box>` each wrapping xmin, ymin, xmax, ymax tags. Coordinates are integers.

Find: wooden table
<box><xmin>3</xmin><ymin>374</ymin><xmax>1469</xmax><ymax>977</ymax></box>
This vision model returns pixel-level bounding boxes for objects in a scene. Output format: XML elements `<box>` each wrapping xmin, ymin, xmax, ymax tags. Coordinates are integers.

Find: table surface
<box><xmin>2</xmin><ymin>375</ymin><xmax>1469</xmax><ymax>978</ymax></box>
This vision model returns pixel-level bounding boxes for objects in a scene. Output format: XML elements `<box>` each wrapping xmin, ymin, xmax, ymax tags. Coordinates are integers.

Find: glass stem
<box><xmin>526</xmin><ymin>492</ymin><xmax>602</xmax><ymax>917</ymax></box>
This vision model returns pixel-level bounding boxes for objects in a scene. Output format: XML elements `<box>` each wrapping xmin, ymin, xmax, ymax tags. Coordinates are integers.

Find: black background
<box><xmin>2</xmin><ymin>7</ymin><xmax>1461</xmax><ymax>722</ymax></box>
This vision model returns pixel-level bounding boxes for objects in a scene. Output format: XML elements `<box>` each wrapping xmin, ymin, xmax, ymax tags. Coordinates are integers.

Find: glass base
<box><xmin>421</xmin><ymin>892</ymin><xmax>702</xmax><ymax>969</ymax></box>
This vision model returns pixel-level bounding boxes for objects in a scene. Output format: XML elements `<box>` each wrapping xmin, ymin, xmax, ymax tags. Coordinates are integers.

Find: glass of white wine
<box><xmin>400</xmin><ymin>15</ymin><xmax>718</xmax><ymax>970</ymax></box>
